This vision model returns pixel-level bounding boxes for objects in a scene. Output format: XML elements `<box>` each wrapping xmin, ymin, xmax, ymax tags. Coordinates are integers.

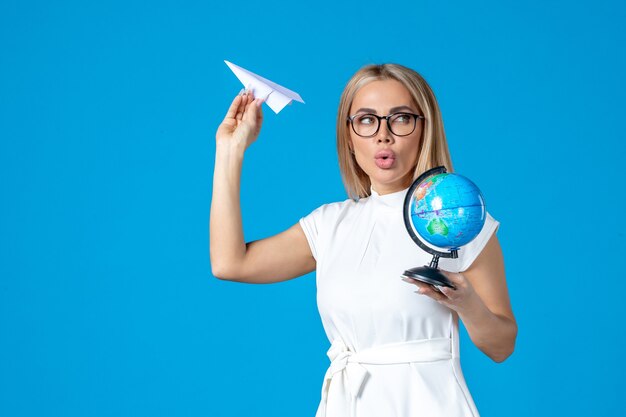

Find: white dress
<box><xmin>299</xmin><ymin>184</ymin><xmax>499</xmax><ymax>417</ymax></box>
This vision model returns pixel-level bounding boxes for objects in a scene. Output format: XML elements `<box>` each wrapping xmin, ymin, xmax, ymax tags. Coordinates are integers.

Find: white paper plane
<box><xmin>224</xmin><ymin>60</ymin><xmax>305</xmax><ymax>114</ymax></box>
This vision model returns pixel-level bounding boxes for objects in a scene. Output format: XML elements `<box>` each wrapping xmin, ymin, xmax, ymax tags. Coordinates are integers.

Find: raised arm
<box><xmin>209</xmin><ymin>91</ymin><xmax>315</xmax><ymax>283</ymax></box>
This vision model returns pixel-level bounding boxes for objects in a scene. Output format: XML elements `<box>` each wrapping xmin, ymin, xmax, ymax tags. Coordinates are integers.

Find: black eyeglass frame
<box><xmin>347</xmin><ymin>112</ymin><xmax>425</xmax><ymax>138</ymax></box>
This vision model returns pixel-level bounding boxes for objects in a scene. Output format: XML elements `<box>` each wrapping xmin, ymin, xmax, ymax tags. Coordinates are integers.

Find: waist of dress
<box><xmin>316</xmin><ymin>337</ymin><xmax>453</xmax><ymax>417</ymax></box>
<box><xmin>329</xmin><ymin>337</ymin><xmax>453</xmax><ymax>365</ymax></box>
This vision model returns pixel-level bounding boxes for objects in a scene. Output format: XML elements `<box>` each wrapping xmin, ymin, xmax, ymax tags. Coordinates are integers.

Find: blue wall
<box><xmin>1</xmin><ymin>0</ymin><xmax>624</xmax><ymax>415</ymax></box>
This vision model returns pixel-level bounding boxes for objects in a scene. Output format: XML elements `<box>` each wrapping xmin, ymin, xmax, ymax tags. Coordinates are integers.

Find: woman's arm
<box><xmin>452</xmin><ymin>233</ymin><xmax>517</xmax><ymax>362</ymax></box>
<box><xmin>404</xmin><ymin>233</ymin><xmax>517</xmax><ymax>362</ymax></box>
<box><xmin>210</xmin><ymin>92</ymin><xmax>316</xmax><ymax>282</ymax></box>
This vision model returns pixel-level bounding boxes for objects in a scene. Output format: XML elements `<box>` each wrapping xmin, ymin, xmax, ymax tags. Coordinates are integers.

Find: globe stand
<box><xmin>402</xmin><ymin>166</ymin><xmax>461</xmax><ymax>291</ymax></box>
<box><xmin>402</xmin><ymin>254</ymin><xmax>457</xmax><ymax>290</ymax></box>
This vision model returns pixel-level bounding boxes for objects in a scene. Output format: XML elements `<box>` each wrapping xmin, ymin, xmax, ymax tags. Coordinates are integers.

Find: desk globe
<box><xmin>402</xmin><ymin>166</ymin><xmax>487</xmax><ymax>289</ymax></box>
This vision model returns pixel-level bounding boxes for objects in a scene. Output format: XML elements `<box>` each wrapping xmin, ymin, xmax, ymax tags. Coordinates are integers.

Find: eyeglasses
<box><xmin>347</xmin><ymin>112</ymin><xmax>425</xmax><ymax>138</ymax></box>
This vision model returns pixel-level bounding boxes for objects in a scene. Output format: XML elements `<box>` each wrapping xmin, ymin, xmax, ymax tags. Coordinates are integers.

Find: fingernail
<box><xmin>401</xmin><ymin>278</ymin><xmax>413</xmax><ymax>284</ymax></box>
<box><xmin>238</xmin><ymin>88</ymin><xmax>244</xmax><ymax>96</ymax></box>
<box><xmin>414</xmin><ymin>290</ymin><xmax>423</xmax><ymax>295</ymax></box>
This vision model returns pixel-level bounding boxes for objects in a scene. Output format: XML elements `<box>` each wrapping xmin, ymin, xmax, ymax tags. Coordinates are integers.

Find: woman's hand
<box><xmin>215</xmin><ymin>89</ymin><xmax>264</xmax><ymax>152</ymax></box>
<box><xmin>402</xmin><ymin>235</ymin><xmax>517</xmax><ymax>362</ymax></box>
<box><xmin>402</xmin><ymin>270</ymin><xmax>482</xmax><ymax>314</ymax></box>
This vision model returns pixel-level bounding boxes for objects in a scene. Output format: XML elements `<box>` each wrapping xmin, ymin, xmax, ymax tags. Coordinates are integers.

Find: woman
<box><xmin>210</xmin><ymin>63</ymin><xmax>517</xmax><ymax>417</ymax></box>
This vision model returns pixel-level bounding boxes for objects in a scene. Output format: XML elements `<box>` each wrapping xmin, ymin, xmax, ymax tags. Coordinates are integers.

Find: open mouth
<box><xmin>374</xmin><ymin>156</ymin><xmax>396</xmax><ymax>169</ymax></box>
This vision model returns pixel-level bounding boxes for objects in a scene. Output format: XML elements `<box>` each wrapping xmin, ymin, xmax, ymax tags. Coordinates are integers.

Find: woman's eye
<box><xmin>393</xmin><ymin>114</ymin><xmax>411</xmax><ymax>124</ymax></box>
<box><xmin>358</xmin><ymin>116</ymin><xmax>375</xmax><ymax>125</ymax></box>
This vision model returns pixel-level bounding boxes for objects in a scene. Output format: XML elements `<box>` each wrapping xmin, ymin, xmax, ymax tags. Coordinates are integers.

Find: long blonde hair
<box><xmin>337</xmin><ymin>63</ymin><xmax>454</xmax><ymax>201</ymax></box>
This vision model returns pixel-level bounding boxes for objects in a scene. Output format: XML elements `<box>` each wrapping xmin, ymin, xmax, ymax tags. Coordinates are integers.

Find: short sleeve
<box><xmin>299</xmin><ymin>205</ymin><xmax>325</xmax><ymax>262</ymax></box>
<box><xmin>298</xmin><ymin>199</ymin><xmax>360</xmax><ymax>264</ymax></box>
<box><xmin>457</xmin><ymin>212</ymin><xmax>500</xmax><ymax>272</ymax></box>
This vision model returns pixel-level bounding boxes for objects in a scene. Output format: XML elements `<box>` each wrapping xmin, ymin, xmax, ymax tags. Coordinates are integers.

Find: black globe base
<box><xmin>402</xmin><ymin>266</ymin><xmax>456</xmax><ymax>290</ymax></box>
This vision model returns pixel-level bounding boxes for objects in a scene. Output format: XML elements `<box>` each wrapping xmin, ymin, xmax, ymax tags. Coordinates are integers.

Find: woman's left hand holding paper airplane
<box><xmin>217</xmin><ymin>60</ymin><xmax>305</xmax><ymax>152</ymax></box>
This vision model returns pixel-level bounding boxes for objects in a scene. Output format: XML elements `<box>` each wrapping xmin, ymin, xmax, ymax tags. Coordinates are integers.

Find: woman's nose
<box><xmin>376</xmin><ymin>121</ymin><xmax>394</xmax><ymax>142</ymax></box>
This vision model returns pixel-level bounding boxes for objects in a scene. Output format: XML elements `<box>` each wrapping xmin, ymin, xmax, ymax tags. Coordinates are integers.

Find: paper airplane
<box><xmin>224</xmin><ymin>60</ymin><xmax>305</xmax><ymax>114</ymax></box>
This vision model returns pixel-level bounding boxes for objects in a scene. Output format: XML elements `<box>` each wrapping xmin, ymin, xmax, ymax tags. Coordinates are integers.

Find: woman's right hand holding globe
<box><xmin>215</xmin><ymin>89</ymin><xmax>265</xmax><ymax>154</ymax></box>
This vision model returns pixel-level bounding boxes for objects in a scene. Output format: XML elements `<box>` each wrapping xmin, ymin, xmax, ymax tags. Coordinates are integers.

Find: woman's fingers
<box><xmin>235</xmin><ymin>94</ymin><xmax>247</xmax><ymax>121</ymax></box>
<box><xmin>228</xmin><ymin>87</ymin><xmax>261</xmax><ymax>109</ymax></box>
<box><xmin>243</xmin><ymin>98</ymin><xmax>264</xmax><ymax>124</ymax></box>
<box><xmin>237</xmin><ymin>90</ymin><xmax>257</xmax><ymax>120</ymax></box>
<box><xmin>416</xmin><ymin>285</ymin><xmax>449</xmax><ymax>303</ymax></box>
<box><xmin>224</xmin><ymin>94</ymin><xmax>243</xmax><ymax>120</ymax></box>
<box><xmin>401</xmin><ymin>276</ymin><xmax>452</xmax><ymax>303</ymax></box>
<box><xmin>217</xmin><ymin>90</ymin><xmax>264</xmax><ymax>146</ymax></box>
<box><xmin>256</xmin><ymin>99</ymin><xmax>264</xmax><ymax>124</ymax></box>
<box><xmin>224</xmin><ymin>89</ymin><xmax>253</xmax><ymax>121</ymax></box>
<box><xmin>401</xmin><ymin>272</ymin><xmax>477</xmax><ymax>313</ymax></box>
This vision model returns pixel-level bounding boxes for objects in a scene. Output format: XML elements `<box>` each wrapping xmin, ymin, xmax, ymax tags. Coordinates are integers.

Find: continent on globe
<box><xmin>426</xmin><ymin>218</ymin><xmax>449</xmax><ymax>236</ymax></box>
<box><xmin>414</xmin><ymin>173</ymin><xmax>446</xmax><ymax>203</ymax></box>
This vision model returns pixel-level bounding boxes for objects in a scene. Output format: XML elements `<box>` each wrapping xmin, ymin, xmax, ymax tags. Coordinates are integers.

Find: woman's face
<box><xmin>349</xmin><ymin>79</ymin><xmax>423</xmax><ymax>195</ymax></box>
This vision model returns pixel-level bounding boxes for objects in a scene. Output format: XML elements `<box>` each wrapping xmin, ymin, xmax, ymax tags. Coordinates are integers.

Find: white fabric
<box><xmin>299</xmin><ymin>184</ymin><xmax>500</xmax><ymax>417</ymax></box>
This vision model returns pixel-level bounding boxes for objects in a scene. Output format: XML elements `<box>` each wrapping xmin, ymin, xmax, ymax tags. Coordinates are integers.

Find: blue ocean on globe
<box><xmin>409</xmin><ymin>172</ymin><xmax>486</xmax><ymax>250</ymax></box>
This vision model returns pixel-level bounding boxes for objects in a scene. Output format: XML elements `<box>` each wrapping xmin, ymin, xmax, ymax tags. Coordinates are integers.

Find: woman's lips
<box><xmin>374</xmin><ymin>149</ymin><xmax>396</xmax><ymax>169</ymax></box>
<box><xmin>375</xmin><ymin>156</ymin><xmax>396</xmax><ymax>169</ymax></box>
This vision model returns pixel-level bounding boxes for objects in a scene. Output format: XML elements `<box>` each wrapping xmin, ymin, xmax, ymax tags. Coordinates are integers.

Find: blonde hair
<box><xmin>337</xmin><ymin>63</ymin><xmax>454</xmax><ymax>201</ymax></box>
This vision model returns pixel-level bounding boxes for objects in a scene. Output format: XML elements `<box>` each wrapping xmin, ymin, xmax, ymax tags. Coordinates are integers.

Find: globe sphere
<box><xmin>408</xmin><ymin>172</ymin><xmax>486</xmax><ymax>251</ymax></box>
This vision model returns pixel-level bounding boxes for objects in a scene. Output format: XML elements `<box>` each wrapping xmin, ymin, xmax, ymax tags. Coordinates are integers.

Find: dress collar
<box><xmin>369</xmin><ymin>184</ymin><xmax>411</xmax><ymax>209</ymax></box>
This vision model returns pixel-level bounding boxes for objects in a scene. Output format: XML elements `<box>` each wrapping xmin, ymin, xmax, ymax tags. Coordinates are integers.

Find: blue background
<box><xmin>1</xmin><ymin>0</ymin><xmax>624</xmax><ymax>416</ymax></box>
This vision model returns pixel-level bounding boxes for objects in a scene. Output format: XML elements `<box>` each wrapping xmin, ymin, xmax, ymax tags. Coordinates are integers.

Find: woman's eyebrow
<box><xmin>354</xmin><ymin>107</ymin><xmax>377</xmax><ymax>114</ymax></box>
<box><xmin>353</xmin><ymin>105</ymin><xmax>416</xmax><ymax>114</ymax></box>
<box><xmin>389</xmin><ymin>105</ymin><xmax>416</xmax><ymax>113</ymax></box>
